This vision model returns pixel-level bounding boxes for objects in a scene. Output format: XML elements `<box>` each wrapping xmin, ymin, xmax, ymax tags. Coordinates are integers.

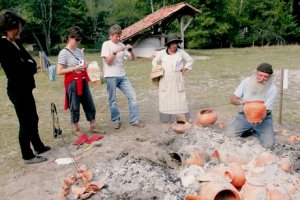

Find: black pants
<box><xmin>8</xmin><ymin>89</ymin><xmax>45</xmax><ymax>160</ymax></box>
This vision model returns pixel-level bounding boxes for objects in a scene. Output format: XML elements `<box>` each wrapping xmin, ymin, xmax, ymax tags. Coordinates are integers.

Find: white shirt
<box><xmin>234</xmin><ymin>76</ymin><xmax>277</xmax><ymax>110</ymax></box>
<box><xmin>152</xmin><ymin>48</ymin><xmax>193</xmax><ymax>72</ymax></box>
<box><xmin>101</xmin><ymin>40</ymin><xmax>130</xmax><ymax>77</ymax></box>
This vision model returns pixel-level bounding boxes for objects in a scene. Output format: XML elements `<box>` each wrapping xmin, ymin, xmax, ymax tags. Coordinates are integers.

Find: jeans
<box><xmin>226</xmin><ymin>111</ymin><xmax>275</xmax><ymax>148</ymax></box>
<box><xmin>67</xmin><ymin>79</ymin><xmax>96</xmax><ymax>123</ymax></box>
<box><xmin>105</xmin><ymin>75</ymin><xmax>139</xmax><ymax>124</ymax></box>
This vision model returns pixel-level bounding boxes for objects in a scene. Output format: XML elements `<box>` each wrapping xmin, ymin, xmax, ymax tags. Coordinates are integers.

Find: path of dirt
<box><xmin>0</xmin><ymin>120</ymin><xmax>299</xmax><ymax>200</ymax></box>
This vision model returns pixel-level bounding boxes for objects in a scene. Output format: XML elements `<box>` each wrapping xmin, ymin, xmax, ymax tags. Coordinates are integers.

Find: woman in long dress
<box><xmin>152</xmin><ymin>35</ymin><xmax>193</xmax><ymax>123</ymax></box>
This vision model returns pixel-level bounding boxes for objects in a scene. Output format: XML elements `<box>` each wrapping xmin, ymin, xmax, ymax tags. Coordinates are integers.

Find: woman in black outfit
<box><xmin>0</xmin><ymin>11</ymin><xmax>50</xmax><ymax>164</ymax></box>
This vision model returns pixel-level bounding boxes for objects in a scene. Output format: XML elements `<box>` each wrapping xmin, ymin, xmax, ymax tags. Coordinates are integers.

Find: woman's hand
<box><xmin>181</xmin><ymin>68</ymin><xmax>188</xmax><ymax>75</ymax></box>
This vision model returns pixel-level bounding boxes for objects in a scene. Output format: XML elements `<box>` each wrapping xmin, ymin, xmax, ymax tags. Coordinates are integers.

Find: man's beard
<box><xmin>248</xmin><ymin>74</ymin><xmax>271</xmax><ymax>97</ymax></box>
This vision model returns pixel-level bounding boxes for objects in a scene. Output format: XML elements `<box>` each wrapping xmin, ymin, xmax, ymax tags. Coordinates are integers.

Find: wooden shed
<box><xmin>121</xmin><ymin>2</ymin><xmax>201</xmax><ymax>58</ymax></box>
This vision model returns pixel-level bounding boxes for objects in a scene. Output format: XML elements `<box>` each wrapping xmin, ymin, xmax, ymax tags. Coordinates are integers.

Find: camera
<box><xmin>78</xmin><ymin>59</ymin><xmax>84</xmax><ymax>67</ymax></box>
<box><xmin>54</xmin><ymin>127</ymin><xmax>62</xmax><ymax>138</ymax></box>
<box><xmin>125</xmin><ymin>45</ymin><xmax>132</xmax><ymax>52</ymax></box>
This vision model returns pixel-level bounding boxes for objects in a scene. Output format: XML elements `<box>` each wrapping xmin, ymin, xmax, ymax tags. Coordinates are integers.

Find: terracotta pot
<box><xmin>170</xmin><ymin>123</ymin><xmax>187</xmax><ymax>134</ymax></box>
<box><xmin>243</xmin><ymin>100</ymin><xmax>266</xmax><ymax>123</ymax></box>
<box><xmin>171</xmin><ymin>145</ymin><xmax>210</xmax><ymax>166</ymax></box>
<box><xmin>198</xmin><ymin>180</ymin><xmax>241</xmax><ymax>200</ymax></box>
<box><xmin>185</xmin><ymin>194</ymin><xmax>208</xmax><ymax>200</ymax></box>
<box><xmin>224</xmin><ymin>162</ymin><xmax>246</xmax><ymax>187</ymax></box>
<box><xmin>267</xmin><ymin>188</ymin><xmax>288</xmax><ymax>200</ymax></box>
<box><xmin>255</xmin><ymin>152</ymin><xmax>278</xmax><ymax>167</ymax></box>
<box><xmin>176</xmin><ymin>114</ymin><xmax>186</xmax><ymax>124</ymax></box>
<box><xmin>241</xmin><ymin>184</ymin><xmax>267</xmax><ymax>200</ymax></box>
<box><xmin>196</xmin><ymin>109</ymin><xmax>218</xmax><ymax>126</ymax></box>
<box><xmin>279</xmin><ymin>157</ymin><xmax>293</xmax><ymax>172</ymax></box>
<box><xmin>212</xmin><ymin>149</ymin><xmax>249</xmax><ymax>165</ymax></box>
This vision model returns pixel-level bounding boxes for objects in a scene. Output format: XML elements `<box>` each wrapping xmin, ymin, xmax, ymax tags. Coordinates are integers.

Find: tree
<box><xmin>238</xmin><ymin>0</ymin><xmax>299</xmax><ymax>46</ymax></box>
<box><xmin>185</xmin><ymin>0</ymin><xmax>238</xmax><ymax>48</ymax></box>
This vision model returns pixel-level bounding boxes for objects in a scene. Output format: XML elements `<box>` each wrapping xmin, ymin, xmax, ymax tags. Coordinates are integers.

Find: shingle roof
<box><xmin>121</xmin><ymin>2</ymin><xmax>201</xmax><ymax>41</ymax></box>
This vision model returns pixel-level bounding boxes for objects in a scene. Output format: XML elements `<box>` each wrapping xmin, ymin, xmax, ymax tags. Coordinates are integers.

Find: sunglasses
<box><xmin>70</xmin><ymin>36</ymin><xmax>81</xmax><ymax>42</ymax></box>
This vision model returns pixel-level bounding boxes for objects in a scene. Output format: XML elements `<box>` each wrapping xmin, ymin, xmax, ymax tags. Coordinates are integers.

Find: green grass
<box><xmin>0</xmin><ymin>45</ymin><xmax>299</xmax><ymax>180</ymax></box>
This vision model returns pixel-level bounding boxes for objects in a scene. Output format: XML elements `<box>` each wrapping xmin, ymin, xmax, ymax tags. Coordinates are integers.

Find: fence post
<box><xmin>278</xmin><ymin>69</ymin><xmax>284</xmax><ymax>124</ymax></box>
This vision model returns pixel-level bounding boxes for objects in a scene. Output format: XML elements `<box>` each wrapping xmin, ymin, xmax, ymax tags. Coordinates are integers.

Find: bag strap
<box><xmin>51</xmin><ymin>103</ymin><xmax>62</xmax><ymax>138</ymax></box>
<box><xmin>64</xmin><ymin>48</ymin><xmax>80</xmax><ymax>61</ymax></box>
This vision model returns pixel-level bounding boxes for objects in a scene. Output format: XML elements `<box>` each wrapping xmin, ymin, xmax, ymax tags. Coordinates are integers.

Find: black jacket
<box><xmin>0</xmin><ymin>38</ymin><xmax>37</xmax><ymax>92</ymax></box>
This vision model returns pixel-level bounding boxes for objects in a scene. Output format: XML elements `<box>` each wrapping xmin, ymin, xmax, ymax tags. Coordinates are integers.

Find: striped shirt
<box><xmin>57</xmin><ymin>48</ymin><xmax>84</xmax><ymax>68</ymax></box>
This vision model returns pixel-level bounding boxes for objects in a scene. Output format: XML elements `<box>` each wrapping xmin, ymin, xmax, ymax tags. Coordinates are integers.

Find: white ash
<box><xmin>92</xmin><ymin>126</ymin><xmax>300</xmax><ymax>199</ymax></box>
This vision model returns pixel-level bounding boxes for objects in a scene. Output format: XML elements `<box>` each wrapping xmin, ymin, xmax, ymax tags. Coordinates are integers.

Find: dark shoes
<box><xmin>35</xmin><ymin>146</ymin><xmax>51</xmax><ymax>155</ymax></box>
<box><xmin>113</xmin><ymin>121</ymin><xmax>145</xmax><ymax>129</ymax></box>
<box><xmin>131</xmin><ymin>121</ymin><xmax>145</xmax><ymax>128</ymax></box>
<box><xmin>113</xmin><ymin>122</ymin><xmax>121</xmax><ymax>129</ymax></box>
<box><xmin>24</xmin><ymin>155</ymin><xmax>47</xmax><ymax>164</ymax></box>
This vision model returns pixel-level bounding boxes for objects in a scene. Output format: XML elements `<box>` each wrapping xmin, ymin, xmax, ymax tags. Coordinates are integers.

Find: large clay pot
<box><xmin>198</xmin><ymin>180</ymin><xmax>241</xmax><ymax>200</ymax></box>
<box><xmin>243</xmin><ymin>100</ymin><xmax>266</xmax><ymax>123</ymax></box>
<box><xmin>224</xmin><ymin>162</ymin><xmax>246</xmax><ymax>187</ymax></box>
<box><xmin>196</xmin><ymin>109</ymin><xmax>218</xmax><ymax>126</ymax></box>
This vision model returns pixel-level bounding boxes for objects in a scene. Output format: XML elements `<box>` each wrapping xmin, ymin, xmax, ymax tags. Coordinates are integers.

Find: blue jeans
<box><xmin>67</xmin><ymin>79</ymin><xmax>96</xmax><ymax>123</ymax></box>
<box><xmin>105</xmin><ymin>75</ymin><xmax>139</xmax><ymax>124</ymax></box>
<box><xmin>226</xmin><ymin>111</ymin><xmax>275</xmax><ymax>148</ymax></box>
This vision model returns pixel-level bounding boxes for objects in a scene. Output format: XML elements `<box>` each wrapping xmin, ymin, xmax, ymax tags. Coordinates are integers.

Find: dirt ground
<box><xmin>0</xmin><ymin>119</ymin><xmax>299</xmax><ymax>200</ymax></box>
<box><xmin>0</xmin><ymin>55</ymin><xmax>299</xmax><ymax>199</ymax></box>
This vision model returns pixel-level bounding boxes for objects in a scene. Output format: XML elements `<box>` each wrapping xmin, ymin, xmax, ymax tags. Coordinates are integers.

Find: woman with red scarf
<box><xmin>57</xmin><ymin>26</ymin><xmax>105</xmax><ymax>136</ymax></box>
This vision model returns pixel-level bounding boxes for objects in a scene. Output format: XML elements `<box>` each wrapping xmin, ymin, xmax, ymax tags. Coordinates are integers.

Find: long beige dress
<box><xmin>152</xmin><ymin>48</ymin><xmax>193</xmax><ymax>120</ymax></box>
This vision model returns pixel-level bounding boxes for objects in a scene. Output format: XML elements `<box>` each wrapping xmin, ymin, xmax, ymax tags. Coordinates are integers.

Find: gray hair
<box><xmin>109</xmin><ymin>24</ymin><xmax>122</xmax><ymax>36</ymax></box>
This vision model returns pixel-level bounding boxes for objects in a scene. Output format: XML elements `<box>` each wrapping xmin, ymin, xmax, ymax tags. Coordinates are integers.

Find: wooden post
<box><xmin>180</xmin><ymin>15</ymin><xmax>193</xmax><ymax>49</ymax></box>
<box><xmin>278</xmin><ymin>69</ymin><xmax>284</xmax><ymax>124</ymax></box>
<box><xmin>39</xmin><ymin>51</ymin><xmax>45</xmax><ymax>71</ymax></box>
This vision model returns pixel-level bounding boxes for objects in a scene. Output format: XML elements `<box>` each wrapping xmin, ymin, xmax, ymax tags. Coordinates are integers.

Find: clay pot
<box><xmin>241</xmin><ymin>178</ymin><xmax>268</xmax><ymax>199</ymax></box>
<box><xmin>198</xmin><ymin>180</ymin><xmax>241</xmax><ymax>200</ymax></box>
<box><xmin>255</xmin><ymin>152</ymin><xmax>278</xmax><ymax>167</ymax></box>
<box><xmin>212</xmin><ymin>149</ymin><xmax>249</xmax><ymax>165</ymax></box>
<box><xmin>288</xmin><ymin>135</ymin><xmax>300</xmax><ymax>144</ymax></box>
<box><xmin>267</xmin><ymin>188</ymin><xmax>288</xmax><ymax>200</ymax></box>
<box><xmin>171</xmin><ymin>145</ymin><xmax>210</xmax><ymax>166</ymax></box>
<box><xmin>241</xmin><ymin>184</ymin><xmax>267</xmax><ymax>200</ymax></box>
<box><xmin>185</xmin><ymin>194</ymin><xmax>208</xmax><ymax>200</ymax></box>
<box><xmin>196</xmin><ymin>109</ymin><xmax>218</xmax><ymax>126</ymax></box>
<box><xmin>170</xmin><ymin>123</ymin><xmax>187</xmax><ymax>134</ymax></box>
<box><xmin>176</xmin><ymin>114</ymin><xmax>186</xmax><ymax>124</ymax></box>
<box><xmin>243</xmin><ymin>100</ymin><xmax>266</xmax><ymax>123</ymax></box>
<box><xmin>224</xmin><ymin>162</ymin><xmax>246</xmax><ymax>187</ymax></box>
<box><xmin>279</xmin><ymin>157</ymin><xmax>293</xmax><ymax>172</ymax></box>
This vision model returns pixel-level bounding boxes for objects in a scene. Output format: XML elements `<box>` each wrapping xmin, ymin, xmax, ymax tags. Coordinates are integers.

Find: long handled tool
<box><xmin>51</xmin><ymin>102</ymin><xmax>81</xmax><ymax>171</ymax></box>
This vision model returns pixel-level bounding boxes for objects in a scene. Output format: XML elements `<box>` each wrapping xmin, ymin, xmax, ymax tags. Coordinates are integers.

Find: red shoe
<box><xmin>73</xmin><ymin>133</ymin><xmax>88</xmax><ymax>145</ymax></box>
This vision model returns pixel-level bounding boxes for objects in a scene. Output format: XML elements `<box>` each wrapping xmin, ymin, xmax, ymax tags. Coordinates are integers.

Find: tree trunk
<box><xmin>32</xmin><ymin>31</ymin><xmax>44</xmax><ymax>52</ymax></box>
